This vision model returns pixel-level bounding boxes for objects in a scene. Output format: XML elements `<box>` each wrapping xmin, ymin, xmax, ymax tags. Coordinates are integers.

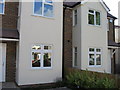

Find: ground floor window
<box><xmin>89</xmin><ymin>48</ymin><xmax>101</xmax><ymax>66</ymax></box>
<box><xmin>73</xmin><ymin>47</ymin><xmax>77</xmax><ymax>67</ymax></box>
<box><xmin>32</xmin><ymin>45</ymin><xmax>52</xmax><ymax>69</ymax></box>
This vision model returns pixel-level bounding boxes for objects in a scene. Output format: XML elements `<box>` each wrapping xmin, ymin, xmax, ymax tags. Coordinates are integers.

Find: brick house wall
<box><xmin>63</xmin><ymin>7</ymin><xmax>73</xmax><ymax>69</ymax></box>
<box><xmin>1</xmin><ymin>2</ymin><xmax>19</xmax><ymax>30</ymax></box>
<box><xmin>0</xmin><ymin>2</ymin><xmax>19</xmax><ymax>82</ymax></box>
<box><xmin>6</xmin><ymin>42</ymin><xmax>16</xmax><ymax>82</ymax></box>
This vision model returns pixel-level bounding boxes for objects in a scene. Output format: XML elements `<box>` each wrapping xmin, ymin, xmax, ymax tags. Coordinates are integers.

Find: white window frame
<box><xmin>88</xmin><ymin>9</ymin><xmax>101</xmax><ymax>26</ymax></box>
<box><xmin>73</xmin><ymin>9</ymin><xmax>77</xmax><ymax>26</ymax></box>
<box><xmin>31</xmin><ymin>44</ymin><xmax>53</xmax><ymax>69</ymax></box>
<box><xmin>88</xmin><ymin>48</ymin><xmax>102</xmax><ymax>67</ymax></box>
<box><xmin>33</xmin><ymin>0</ymin><xmax>54</xmax><ymax>18</ymax></box>
<box><xmin>0</xmin><ymin>0</ymin><xmax>5</xmax><ymax>14</ymax></box>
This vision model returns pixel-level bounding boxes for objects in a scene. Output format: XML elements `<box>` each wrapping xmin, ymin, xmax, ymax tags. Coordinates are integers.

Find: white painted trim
<box><xmin>81</xmin><ymin>0</ymin><xmax>110</xmax><ymax>12</ymax></box>
<box><xmin>108</xmin><ymin>46</ymin><xmax>119</xmax><ymax>49</ymax></box>
<box><xmin>88</xmin><ymin>48</ymin><xmax>102</xmax><ymax>67</ymax></box>
<box><xmin>31</xmin><ymin>44</ymin><xmax>53</xmax><ymax>70</ymax></box>
<box><xmin>33</xmin><ymin>0</ymin><xmax>54</xmax><ymax>18</ymax></box>
<box><xmin>0</xmin><ymin>38</ymin><xmax>19</xmax><ymax>41</ymax></box>
<box><xmin>0</xmin><ymin>43</ymin><xmax>6</xmax><ymax>82</ymax></box>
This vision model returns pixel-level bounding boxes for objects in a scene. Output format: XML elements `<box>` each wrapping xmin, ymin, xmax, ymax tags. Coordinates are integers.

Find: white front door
<box><xmin>0</xmin><ymin>43</ymin><xmax>6</xmax><ymax>82</ymax></box>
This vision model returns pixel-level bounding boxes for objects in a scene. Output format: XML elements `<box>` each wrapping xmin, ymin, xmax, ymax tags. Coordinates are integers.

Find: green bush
<box><xmin>66</xmin><ymin>70</ymin><xmax>116</xmax><ymax>88</ymax></box>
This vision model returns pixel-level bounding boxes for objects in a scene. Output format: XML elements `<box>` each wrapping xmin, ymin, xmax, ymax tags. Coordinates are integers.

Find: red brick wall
<box><xmin>63</xmin><ymin>8</ymin><xmax>73</xmax><ymax>68</ymax></box>
<box><xmin>6</xmin><ymin>42</ymin><xmax>16</xmax><ymax>82</ymax></box>
<box><xmin>0</xmin><ymin>2</ymin><xmax>19</xmax><ymax>29</ymax></box>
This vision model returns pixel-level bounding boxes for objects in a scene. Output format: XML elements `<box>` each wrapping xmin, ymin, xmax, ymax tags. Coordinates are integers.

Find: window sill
<box><xmin>88</xmin><ymin>24</ymin><xmax>102</xmax><ymax>28</ymax></box>
<box><xmin>88</xmin><ymin>65</ymin><xmax>102</xmax><ymax>68</ymax></box>
<box><xmin>32</xmin><ymin>14</ymin><xmax>54</xmax><ymax>20</ymax></box>
<box><xmin>31</xmin><ymin>67</ymin><xmax>52</xmax><ymax>70</ymax></box>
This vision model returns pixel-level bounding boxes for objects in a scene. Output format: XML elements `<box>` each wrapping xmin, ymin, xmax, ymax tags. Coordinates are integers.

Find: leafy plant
<box><xmin>66</xmin><ymin>70</ymin><xmax>116</xmax><ymax>88</ymax></box>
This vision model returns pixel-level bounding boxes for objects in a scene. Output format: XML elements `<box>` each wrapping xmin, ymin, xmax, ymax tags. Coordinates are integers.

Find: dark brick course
<box><xmin>6</xmin><ymin>42</ymin><xmax>16</xmax><ymax>82</ymax></box>
<box><xmin>63</xmin><ymin>8</ymin><xmax>73</xmax><ymax>69</ymax></box>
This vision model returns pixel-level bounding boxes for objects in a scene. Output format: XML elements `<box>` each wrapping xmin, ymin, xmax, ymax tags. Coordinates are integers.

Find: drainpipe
<box><xmin>62</xmin><ymin>6</ymin><xmax>66</xmax><ymax>79</ymax></box>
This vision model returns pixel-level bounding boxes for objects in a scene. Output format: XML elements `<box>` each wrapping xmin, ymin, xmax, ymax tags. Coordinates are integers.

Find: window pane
<box><xmin>74</xmin><ymin>47</ymin><xmax>77</xmax><ymax>66</ymax></box>
<box><xmin>0</xmin><ymin>3</ymin><xmax>4</xmax><ymax>14</ymax></box>
<box><xmin>43</xmin><ymin>53</ymin><xmax>51</xmax><ymax>67</ymax></box>
<box><xmin>44</xmin><ymin>4</ymin><xmax>53</xmax><ymax>17</ymax></box>
<box><xmin>32</xmin><ymin>52</ymin><xmax>41</xmax><ymax>67</ymax></box>
<box><xmin>96</xmin><ymin>54</ymin><xmax>101</xmax><ymax>65</ymax></box>
<box><xmin>44</xmin><ymin>46</ymin><xmax>51</xmax><ymax>50</ymax></box>
<box><xmin>45</xmin><ymin>0</ymin><xmax>52</xmax><ymax>3</ymax></box>
<box><xmin>96</xmin><ymin>49</ymin><xmax>101</xmax><ymax>52</ymax></box>
<box><xmin>32</xmin><ymin>45</ymin><xmax>41</xmax><ymax>50</ymax></box>
<box><xmin>89</xmin><ymin>48</ymin><xmax>94</xmax><ymax>52</ymax></box>
<box><xmin>96</xmin><ymin>12</ymin><xmax>100</xmax><ymax>25</ymax></box>
<box><xmin>34</xmin><ymin>0</ymin><xmax>42</xmax><ymax>15</ymax></box>
<box><xmin>89</xmin><ymin>54</ymin><xmax>95</xmax><ymax>65</ymax></box>
<box><xmin>89</xmin><ymin>10</ymin><xmax>94</xmax><ymax>13</ymax></box>
<box><xmin>88</xmin><ymin>14</ymin><xmax>94</xmax><ymax>25</ymax></box>
<box><xmin>74</xmin><ymin>10</ymin><xmax>77</xmax><ymax>25</ymax></box>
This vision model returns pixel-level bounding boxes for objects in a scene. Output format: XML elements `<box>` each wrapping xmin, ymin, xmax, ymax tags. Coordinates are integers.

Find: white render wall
<box><xmin>73</xmin><ymin>0</ymin><xmax>111</xmax><ymax>73</ymax></box>
<box><xmin>16</xmin><ymin>1</ymin><xmax>63</xmax><ymax>85</ymax></box>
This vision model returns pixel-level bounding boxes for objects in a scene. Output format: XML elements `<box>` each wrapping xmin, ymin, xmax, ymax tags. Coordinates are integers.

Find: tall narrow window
<box><xmin>73</xmin><ymin>9</ymin><xmax>77</xmax><ymax>26</ymax></box>
<box><xmin>74</xmin><ymin>47</ymin><xmax>77</xmax><ymax>67</ymax></box>
<box><xmin>32</xmin><ymin>45</ymin><xmax>52</xmax><ymax>69</ymax></box>
<box><xmin>34</xmin><ymin>0</ymin><xmax>53</xmax><ymax>17</ymax></box>
<box><xmin>89</xmin><ymin>48</ymin><xmax>101</xmax><ymax>66</ymax></box>
<box><xmin>0</xmin><ymin>0</ymin><xmax>4</xmax><ymax>14</ymax></box>
<box><xmin>88</xmin><ymin>10</ymin><xmax>101</xmax><ymax>26</ymax></box>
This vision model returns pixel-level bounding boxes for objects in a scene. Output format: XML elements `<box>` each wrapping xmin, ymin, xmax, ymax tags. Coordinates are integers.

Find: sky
<box><xmin>104</xmin><ymin>0</ymin><xmax>120</xmax><ymax>25</ymax></box>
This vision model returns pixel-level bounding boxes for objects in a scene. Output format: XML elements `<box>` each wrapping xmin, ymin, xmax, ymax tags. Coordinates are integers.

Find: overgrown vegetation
<box><xmin>65</xmin><ymin>68</ymin><xmax>118</xmax><ymax>89</ymax></box>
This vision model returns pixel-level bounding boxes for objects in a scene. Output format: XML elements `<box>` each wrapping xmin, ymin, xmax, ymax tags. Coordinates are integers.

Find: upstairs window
<box><xmin>0</xmin><ymin>0</ymin><xmax>5</xmax><ymax>14</ymax></box>
<box><xmin>88</xmin><ymin>10</ymin><xmax>100</xmax><ymax>26</ymax></box>
<box><xmin>73</xmin><ymin>9</ymin><xmax>77</xmax><ymax>26</ymax></box>
<box><xmin>89</xmin><ymin>48</ymin><xmax>102</xmax><ymax>67</ymax></box>
<box><xmin>34</xmin><ymin>0</ymin><xmax>53</xmax><ymax>18</ymax></box>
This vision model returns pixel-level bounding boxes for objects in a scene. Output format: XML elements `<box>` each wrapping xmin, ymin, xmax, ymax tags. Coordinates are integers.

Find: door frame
<box><xmin>0</xmin><ymin>43</ymin><xmax>6</xmax><ymax>82</ymax></box>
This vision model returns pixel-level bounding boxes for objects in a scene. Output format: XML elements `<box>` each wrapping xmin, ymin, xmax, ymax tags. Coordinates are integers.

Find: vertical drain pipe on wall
<box><xmin>62</xmin><ymin>6</ymin><xmax>66</xmax><ymax>79</ymax></box>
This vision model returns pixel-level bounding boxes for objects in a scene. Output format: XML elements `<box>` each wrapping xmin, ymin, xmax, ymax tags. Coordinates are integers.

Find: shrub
<box><xmin>66</xmin><ymin>69</ymin><xmax>116</xmax><ymax>88</ymax></box>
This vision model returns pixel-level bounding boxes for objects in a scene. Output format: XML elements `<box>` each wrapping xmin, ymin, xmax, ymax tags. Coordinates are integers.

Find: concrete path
<box><xmin>0</xmin><ymin>82</ymin><xmax>71</xmax><ymax>90</ymax></box>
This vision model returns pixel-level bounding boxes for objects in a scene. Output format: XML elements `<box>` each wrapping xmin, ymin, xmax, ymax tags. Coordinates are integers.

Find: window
<box><xmin>0</xmin><ymin>0</ymin><xmax>5</xmax><ymax>14</ymax></box>
<box><xmin>73</xmin><ymin>9</ymin><xmax>77</xmax><ymax>26</ymax></box>
<box><xmin>88</xmin><ymin>10</ymin><xmax>100</xmax><ymax>25</ymax></box>
<box><xmin>32</xmin><ymin>45</ymin><xmax>52</xmax><ymax>69</ymax></box>
<box><xmin>89</xmin><ymin>48</ymin><xmax>101</xmax><ymax>66</ymax></box>
<box><xmin>73</xmin><ymin>47</ymin><xmax>77</xmax><ymax>66</ymax></box>
<box><xmin>34</xmin><ymin>0</ymin><xmax>53</xmax><ymax>17</ymax></box>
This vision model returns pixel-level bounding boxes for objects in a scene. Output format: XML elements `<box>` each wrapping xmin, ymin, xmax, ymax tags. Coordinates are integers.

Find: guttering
<box><xmin>0</xmin><ymin>38</ymin><xmax>19</xmax><ymax>41</ymax></box>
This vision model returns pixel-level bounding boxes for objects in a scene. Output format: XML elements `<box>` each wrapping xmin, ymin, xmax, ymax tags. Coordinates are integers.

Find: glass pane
<box><xmin>34</xmin><ymin>0</ymin><xmax>42</xmax><ymax>15</ymax></box>
<box><xmin>32</xmin><ymin>52</ymin><xmax>41</xmax><ymax>67</ymax></box>
<box><xmin>43</xmin><ymin>53</ymin><xmax>51</xmax><ymax>67</ymax></box>
<box><xmin>89</xmin><ymin>48</ymin><xmax>94</xmax><ymax>52</ymax></box>
<box><xmin>96</xmin><ymin>11</ymin><xmax>100</xmax><ymax>25</ymax></box>
<box><xmin>96</xmin><ymin>49</ymin><xmax>101</xmax><ymax>52</ymax></box>
<box><xmin>44</xmin><ymin>46</ymin><xmax>51</xmax><ymax>50</ymax></box>
<box><xmin>32</xmin><ymin>45</ymin><xmax>41</xmax><ymax>50</ymax></box>
<box><xmin>0</xmin><ymin>3</ymin><xmax>4</xmax><ymax>14</ymax></box>
<box><xmin>96</xmin><ymin>54</ymin><xmax>101</xmax><ymax>65</ymax></box>
<box><xmin>89</xmin><ymin>10</ymin><xmax>94</xmax><ymax>13</ymax></box>
<box><xmin>45</xmin><ymin>0</ymin><xmax>52</xmax><ymax>3</ymax></box>
<box><xmin>74</xmin><ymin>53</ymin><xmax>77</xmax><ymax>66</ymax></box>
<box><xmin>75</xmin><ymin>47</ymin><xmax>77</xmax><ymax>52</ymax></box>
<box><xmin>88</xmin><ymin>14</ymin><xmax>94</xmax><ymax>25</ymax></box>
<box><xmin>44</xmin><ymin>4</ymin><xmax>53</xmax><ymax>17</ymax></box>
<box><xmin>89</xmin><ymin>54</ymin><xmax>95</xmax><ymax>65</ymax></box>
